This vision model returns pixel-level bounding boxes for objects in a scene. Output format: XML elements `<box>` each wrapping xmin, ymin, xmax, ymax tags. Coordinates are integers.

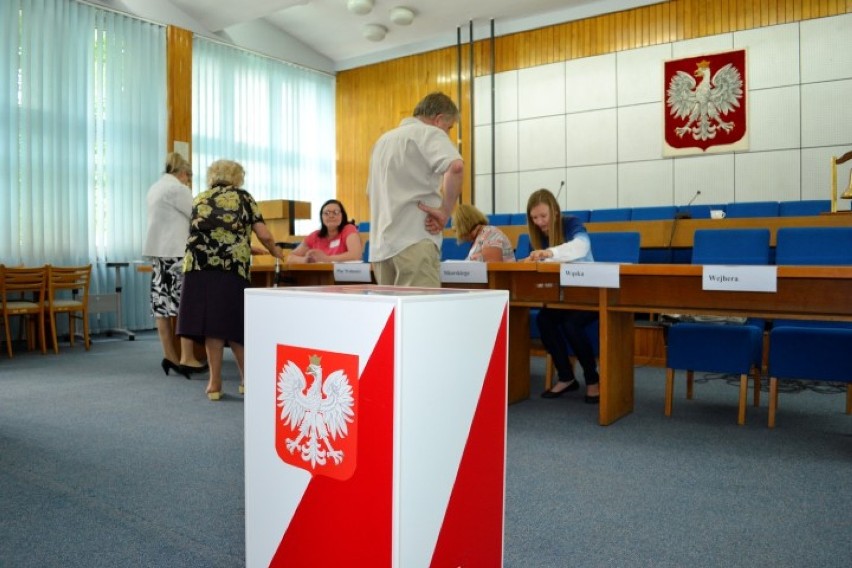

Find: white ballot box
<box><xmin>244</xmin><ymin>285</ymin><xmax>509</xmax><ymax>568</ymax></box>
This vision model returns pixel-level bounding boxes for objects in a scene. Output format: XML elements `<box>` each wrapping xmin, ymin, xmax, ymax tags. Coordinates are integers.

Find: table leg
<box><xmin>599</xmin><ymin>290</ymin><xmax>634</xmax><ymax>425</ymax></box>
<box><xmin>507</xmin><ymin>305</ymin><xmax>530</xmax><ymax>404</ymax></box>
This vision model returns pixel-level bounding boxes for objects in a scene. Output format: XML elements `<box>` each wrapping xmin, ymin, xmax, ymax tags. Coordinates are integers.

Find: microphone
<box><xmin>555</xmin><ymin>180</ymin><xmax>565</xmax><ymax>202</ymax></box>
<box><xmin>668</xmin><ymin>190</ymin><xmax>701</xmax><ymax>261</ymax></box>
<box><xmin>675</xmin><ymin>190</ymin><xmax>701</xmax><ymax>219</ymax></box>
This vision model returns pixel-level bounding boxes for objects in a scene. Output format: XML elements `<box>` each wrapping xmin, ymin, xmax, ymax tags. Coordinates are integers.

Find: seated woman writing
<box><xmin>452</xmin><ymin>204</ymin><xmax>515</xmax><ymax>262</ymax></box>
<box><xmin>287</xmin><ymin>199</ymin><xmax>363</xmax><ymax>263</ymax></box>
<box><xmin>524</xmin><ymin>188</ymin><xmax>600</xmax><ymax>404</ymax></box>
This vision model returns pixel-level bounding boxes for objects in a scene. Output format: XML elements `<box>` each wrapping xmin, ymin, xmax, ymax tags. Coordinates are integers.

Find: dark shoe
<box><xmin>584</xmin><ymin>394</ymin><xmax>600</xmax><ymax>404</ymax></box>
<box><xmin>161</xmin><ymin>358</ymin><xmax>180</xmax><ymax>376</ymax></box>
<box><xmin>541</xmin><ymin>380</ymin><xmax>579</xmax><ymax>399</ymax></box>
<box><xmin>178</xmin><ymin>363</ymin><xmax>209</xmax><ymax>380</ymax></box>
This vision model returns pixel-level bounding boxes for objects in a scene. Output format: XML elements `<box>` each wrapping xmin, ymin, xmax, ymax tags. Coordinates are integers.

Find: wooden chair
<box><xmin>46</xmin><ymin>265</ymin><xmax>92</xmax><ymax>353</ymax></box>
<box><xmin>1</xmin><ymin>265</ymin><xmax>48</xmax><ymax>357</ymax></box>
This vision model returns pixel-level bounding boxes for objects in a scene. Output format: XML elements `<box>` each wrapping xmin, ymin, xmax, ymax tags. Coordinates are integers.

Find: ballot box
<box><xmin>244</xmin><ymin>285</ymin><xmax>508</xmax><ymax>567</ymax></box>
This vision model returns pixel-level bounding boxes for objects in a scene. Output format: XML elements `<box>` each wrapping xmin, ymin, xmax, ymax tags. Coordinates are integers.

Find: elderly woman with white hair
<box><xmin>177</xmin><ymin>159</ymin><xmax>286</xmax><ymax>400</ymax></box>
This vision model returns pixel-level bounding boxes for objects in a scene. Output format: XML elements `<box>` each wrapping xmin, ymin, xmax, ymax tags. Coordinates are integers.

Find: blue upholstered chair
<box><xmin>588</xmin><ymin>231</ymin><xmax>641</xmax><ymax>263</ymax></box>
<box><xmin>630</xmin><ymin>206</ymin><xmax>677</xmax><ymax>221</ymax></box>
<box><xmin>589</xmin><ymin>208</ymin><xmax>632</xmax><ymax>222</ymax></box>
<box><xmin>767</xmin><ymin>227</ymin><xmax>852</xmax><ymax>427</ymax></box>
<box><xmin>357</xmin><ymin>221</ymin><xmax>370</xmax><ymax>232</ymax></box>
<box><xmin>778</xmin><ymin>199</ymin><xmax>831</xmax><ymax>217</ymax></box>
<box><xmin>361</xmin><ymin>239</ymin><xmax>370</xmax><ymax>262</ymax></box>
<box><xmin>676</xmin><ymin>204</ymin><xmax>712</xmax><ymax>219</ymax></box>
<box><xmin>665</xmin><ymin>229</ymin><xmax>771</xmax><ymax>424</ymax></box>
<box><xmin>440</xmin><ymin>239</ymin><xmax>471</xmax><ymax>260</ymax></box>
<box><xmin>563</xmin><ymin>210</ymin><xmax>591</xmax><ymax>223</ymax></box>
<box><xmin>725</xmin><ymin>201</ymin><xmax>779</xmax><ymax>218</ymax></box>
<box><xmin>514</xmin><ymin>233</ymin><xmax>531</xmax><ymax>260</ymax></box>
<box><xmin>488</xmin><ymin>213</ymin><xmax>511</xmax><ymax>226</ymax></box>
<box><xmin>509</xmin><ymin>213</ymin><xmax>528</xmax><ymax>225</ymax></box>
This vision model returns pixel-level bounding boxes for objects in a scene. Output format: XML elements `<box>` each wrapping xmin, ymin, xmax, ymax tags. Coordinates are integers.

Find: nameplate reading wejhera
<box><xmin>702</xmin><ymin>265</ymin><xmax>777</xmax><ymax>292</ymax></box>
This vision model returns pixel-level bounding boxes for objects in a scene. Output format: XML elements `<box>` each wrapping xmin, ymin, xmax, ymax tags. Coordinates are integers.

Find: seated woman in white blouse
<box><xmin>287</xmin><ymin>199</ymin><xmax>363</xmax><ymax>263</ymax></box>
<box><xmin>452</xmin><ymin>204</ymin><xmax>515</xmax><ymax>262</ymax></box>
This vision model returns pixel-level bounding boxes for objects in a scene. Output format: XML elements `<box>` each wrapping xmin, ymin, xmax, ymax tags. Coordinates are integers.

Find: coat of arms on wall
<box><xmin>664</xmin><ymin>49</ymin><xmax>748</xmax><ymax>156</ymax></box>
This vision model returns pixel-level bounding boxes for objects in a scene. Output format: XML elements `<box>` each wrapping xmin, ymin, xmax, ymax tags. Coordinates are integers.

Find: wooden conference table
<box><xmin>253</xmin><ymin>261</ymin><xmax>852</xmax><ymax>425</ymax></box>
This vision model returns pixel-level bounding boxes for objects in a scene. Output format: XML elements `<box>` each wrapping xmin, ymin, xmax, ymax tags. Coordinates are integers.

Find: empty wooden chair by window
<box><xmin>46</xmin><ymin>265</ymin><xmax>92</xmax><ymax>353</ymax></box>
<box><xmin>1</xmin><ymin>265</ymin><xmax>48</xmax><ymax>357</ymax></box>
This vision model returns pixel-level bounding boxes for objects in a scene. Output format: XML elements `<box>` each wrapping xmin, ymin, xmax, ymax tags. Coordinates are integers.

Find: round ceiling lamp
<box><xmin>347</xmin><ymin>0</ymin><xmax>374</xmax><ymax>16</ymax></box>
<box><xmin>363</xmin><ymin>23</ymin><xmax>387</xmax><ymax>42</ymax></box>
<box><xmin>389</xmin><ymin>6</ymin><xmax>415</xmax><ymax>26</ymax></box>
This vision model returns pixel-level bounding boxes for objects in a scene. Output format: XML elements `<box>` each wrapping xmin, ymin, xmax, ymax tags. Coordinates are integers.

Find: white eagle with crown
<box><xmin>667</xmin><ymin>58</ymin><xmax>744</xmax><ymax>142</ymax></box>
<box><xmin>277</xmin><ymin>355</ymin><xmax>355</xmax><ymax>468</ymax></box>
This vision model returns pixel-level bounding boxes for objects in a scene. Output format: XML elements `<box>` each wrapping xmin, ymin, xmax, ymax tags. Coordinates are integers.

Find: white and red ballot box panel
<box><xmin>244</xmin><ymin>285</ymin><xmax>509</xmax><ymax>568</ymax></box>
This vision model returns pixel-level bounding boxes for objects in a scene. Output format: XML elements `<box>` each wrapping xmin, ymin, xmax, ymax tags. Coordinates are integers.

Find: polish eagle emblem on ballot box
<box><xmin>275</xmin><ymin>347</ymin><xmax>359</xmax><ymax>481</ymax></box>
<box><xmin>664</xmin><ymin>49</ymin><xmax>747</xmax><ymax>156</ymax></box>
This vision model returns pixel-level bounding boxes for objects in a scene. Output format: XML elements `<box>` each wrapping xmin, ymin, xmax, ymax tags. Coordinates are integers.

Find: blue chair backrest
<box><xmin>725</xmin><ymin>201</ymin><xmax>779</xmax><ymax>218</ymax></box>
<box><xmin>692</xmin><ymin>229</ymin><xmax>771</xmax><ymax>265</ymax></box>
<box><xmin>515</xmin><ymin>233</ymin><xmax>532</xmax><ymax>259</ymax></box>
<box><xmin>488</xmin><ymin>213</ymin><xmax>511</xmax><ymax>226</ymax></box>
<box><xmin>677</xmin><ymin>205</ymin><xmax>712</xmax><ymax>219</ymax></box>
<box><xmin>357</xmin><ymin>221</ymin><xmax>370</xmax><ymax>232</ymax></box>
<box><xmin>588</xmin><ymin>232</ymin><xmax>641</xmax><ymax>263</ymax></box>
<box><xmin>563</xmin><ymin>210</ymin><xmax>591</xmax><ymax>223</ymax></box>
<box><xmin>441</xmin><ymin>238</ymin><xmax>472</xmax><ymax>260</ymax></box>
<box><xmin>509</xmin><ymin>212</ymin><xmax>528</xmax><ymax>225</ymax></box>
<box><xmin>630</xmin><ymin>206</ymin><xmax>677</xmax><ymax>221</ymax></box>
<box><xmin>778</xmin><ymin>200</ymin><xmax>831</xmax><ymax>217</ymax></box>
<box><xmin>775</xmin><ymin>227</ymin><xmax>852</xmax><ymax>265</ymax></box>
<box><xmin>362</xmin><ymin>239</ymin><xmax>370</xmax><ymax>262</ymax></box>
<box><xmin>589</xmin><ymin>208</ymin><xmax>631</xmax><ymax>222</ymax></box>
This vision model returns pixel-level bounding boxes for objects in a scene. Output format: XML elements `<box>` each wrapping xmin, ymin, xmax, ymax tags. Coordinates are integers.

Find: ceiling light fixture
<box><xmin>347</xmin><ymin>0</ymin><xmax>374</xmax><ymax>16</ymax></box>
<box><xmin>363</xmin><ymin>23</ymin><xmax>387</xmax><ymax>42</ymax></box>
<box><xmin>389</xmin><ymin>6</ymin><xmax>415</xmax><ymax>26</ymax></box>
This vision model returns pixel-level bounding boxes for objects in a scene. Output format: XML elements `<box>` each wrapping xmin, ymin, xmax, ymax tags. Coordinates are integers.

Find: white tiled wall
<box><xmin>473</xmin><ymin>14</ymin><xmax>852</xmax><ymax>213</ymax></box>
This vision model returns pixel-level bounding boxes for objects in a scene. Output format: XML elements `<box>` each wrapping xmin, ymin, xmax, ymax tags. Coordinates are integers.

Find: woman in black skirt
<box><xmin>177</xmin><ymin>159</ymin><xmax>286</xmax><ymax>400</ymax></box>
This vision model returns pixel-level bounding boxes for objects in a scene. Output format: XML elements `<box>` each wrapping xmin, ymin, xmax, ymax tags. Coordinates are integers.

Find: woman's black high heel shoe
<box><xmin>161</xmin><ymin>358</ymin><xmax>181</xmax><ymax>376</ymax></box>
<box><xmin>178</xmin><ymin>363</ymin><xmax>209</xmax><ymax>380</ymax></box>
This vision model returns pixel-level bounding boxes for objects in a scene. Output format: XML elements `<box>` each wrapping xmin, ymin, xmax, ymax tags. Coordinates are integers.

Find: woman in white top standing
<box><xmin>143</xmin><ymin>152</ymin><xmax>207</xmax><ymax>379</ymax></box>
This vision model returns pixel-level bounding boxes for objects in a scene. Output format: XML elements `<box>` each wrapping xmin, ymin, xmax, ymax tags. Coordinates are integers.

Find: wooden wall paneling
<box><xmin>166</xmin><ymin>26</ymin><xmax>192</xmax><ymax>153</ymax></box>
<box><xmin>335</xmin><ymin>0</ymin><xmax>852</xmax><ymax>221</ymax></box>
<box><xmin>335</xmin><ymin>47</ymin><xmax>472</xmax><ymax>224</ymax></box>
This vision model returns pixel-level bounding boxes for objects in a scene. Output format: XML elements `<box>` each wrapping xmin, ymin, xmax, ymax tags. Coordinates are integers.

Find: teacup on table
<box><xmin>710</xmin><ymin>209</ymin><xmax>726</xmax><ymax>219</ymax></box>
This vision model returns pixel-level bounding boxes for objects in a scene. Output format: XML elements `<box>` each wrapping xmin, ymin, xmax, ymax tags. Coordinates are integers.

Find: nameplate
<box><xmin>702</xmin><ymin>265</ymin><xmax>777</xmax><ymax>292</ymax></box>
<box><xmin>440</xmin><ymin>261</ymin><xmax>488</xmax><ymax>284</ymax></box>
<box><xmin>559</xmin><ymin>262</ymin><xmax>620</xmax><ymax>288</ymax></box>
<box><xmin>333</xmin><ymin>262</ymin><xmax>372</xmax><ymax>283</ymax></box>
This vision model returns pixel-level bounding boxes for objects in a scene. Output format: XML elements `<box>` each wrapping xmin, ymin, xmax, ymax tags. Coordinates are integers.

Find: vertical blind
<box><xmin>192</xmin><ymin>38</ymin><xmax>336</xmax><ymax>236</ymax></box>
<box><xmin>0</xmin><ymin>0</ymin><xmax>166</xmax><ymax>332</ymax></box>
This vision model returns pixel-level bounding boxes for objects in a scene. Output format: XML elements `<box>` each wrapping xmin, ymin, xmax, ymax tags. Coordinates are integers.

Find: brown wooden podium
<box><xmin>256</xmin><ymin>199</ymin><xmax>311</xmax><ymax>244</ymax></box>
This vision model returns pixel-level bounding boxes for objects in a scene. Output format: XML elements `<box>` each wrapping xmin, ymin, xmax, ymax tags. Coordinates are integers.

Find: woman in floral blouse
<box><xmin>452</xmin><ymin>204</ymin><xmax>515</xmax><ymax>262</ymax></box>
<box><xmin>177</xmin><ymin>159</ymin><xmax>285</xmax><ymax>400</ymax></box>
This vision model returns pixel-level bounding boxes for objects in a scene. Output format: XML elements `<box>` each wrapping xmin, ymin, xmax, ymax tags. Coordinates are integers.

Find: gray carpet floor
<box><xmin>1</xmin><ymin>331</ymin><xmax>850</xmax><ymax>567</ymax></box>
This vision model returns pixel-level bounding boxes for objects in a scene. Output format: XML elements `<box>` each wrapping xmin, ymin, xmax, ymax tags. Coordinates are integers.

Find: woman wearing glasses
<box><xmin>287</xmin><ymin>199</ymin><xmax>363</xmax><ymax>263</ymax></box>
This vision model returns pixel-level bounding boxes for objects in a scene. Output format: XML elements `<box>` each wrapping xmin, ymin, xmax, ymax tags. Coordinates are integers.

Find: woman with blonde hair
<box><xmin>143</xmin><ymin>152</ymin><xmax>208</xmax><ymax>379</ymax></box>
<box><xmin>525</xmin><ymin>188</ymin><xmax>600</xmax><ymax>404</ymax></box>
<box><xmin>177</xmin><ymin>159</ymin><xmax>286</xmax><ymax>400</ymax></box>
<box><xmin>452</xmin><ymin>204</ymin><xmax>515</xmax><ymax>262</ymax></box>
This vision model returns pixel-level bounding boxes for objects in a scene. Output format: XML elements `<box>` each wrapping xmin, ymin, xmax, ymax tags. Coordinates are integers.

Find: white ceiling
<box><xmin>160</xmin><ymin>0</ymin><xmax>662</xmax><ymax>70</ymax></box>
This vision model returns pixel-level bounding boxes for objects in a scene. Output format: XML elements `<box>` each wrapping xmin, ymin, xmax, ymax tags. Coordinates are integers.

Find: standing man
<box><xmin>367</xmin><ymin>92</ymin><xmax>464</xmax><ymax>287</ymax></box>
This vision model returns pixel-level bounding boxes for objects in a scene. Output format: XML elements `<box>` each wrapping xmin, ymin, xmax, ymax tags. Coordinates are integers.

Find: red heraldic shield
<box><xmin>664</xmin><ymin>49</ymin><xmax>747</xmax><ymax>154</ymax></box>
<box><xmin>275</xmin><ymin>345</ymin><xmax>360</xmax><ymax>482</ymax></box>
<box><xmin>270</xmin><ymin>311</ymin><xmax>395</xmax><ymax>566</ymax></box>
